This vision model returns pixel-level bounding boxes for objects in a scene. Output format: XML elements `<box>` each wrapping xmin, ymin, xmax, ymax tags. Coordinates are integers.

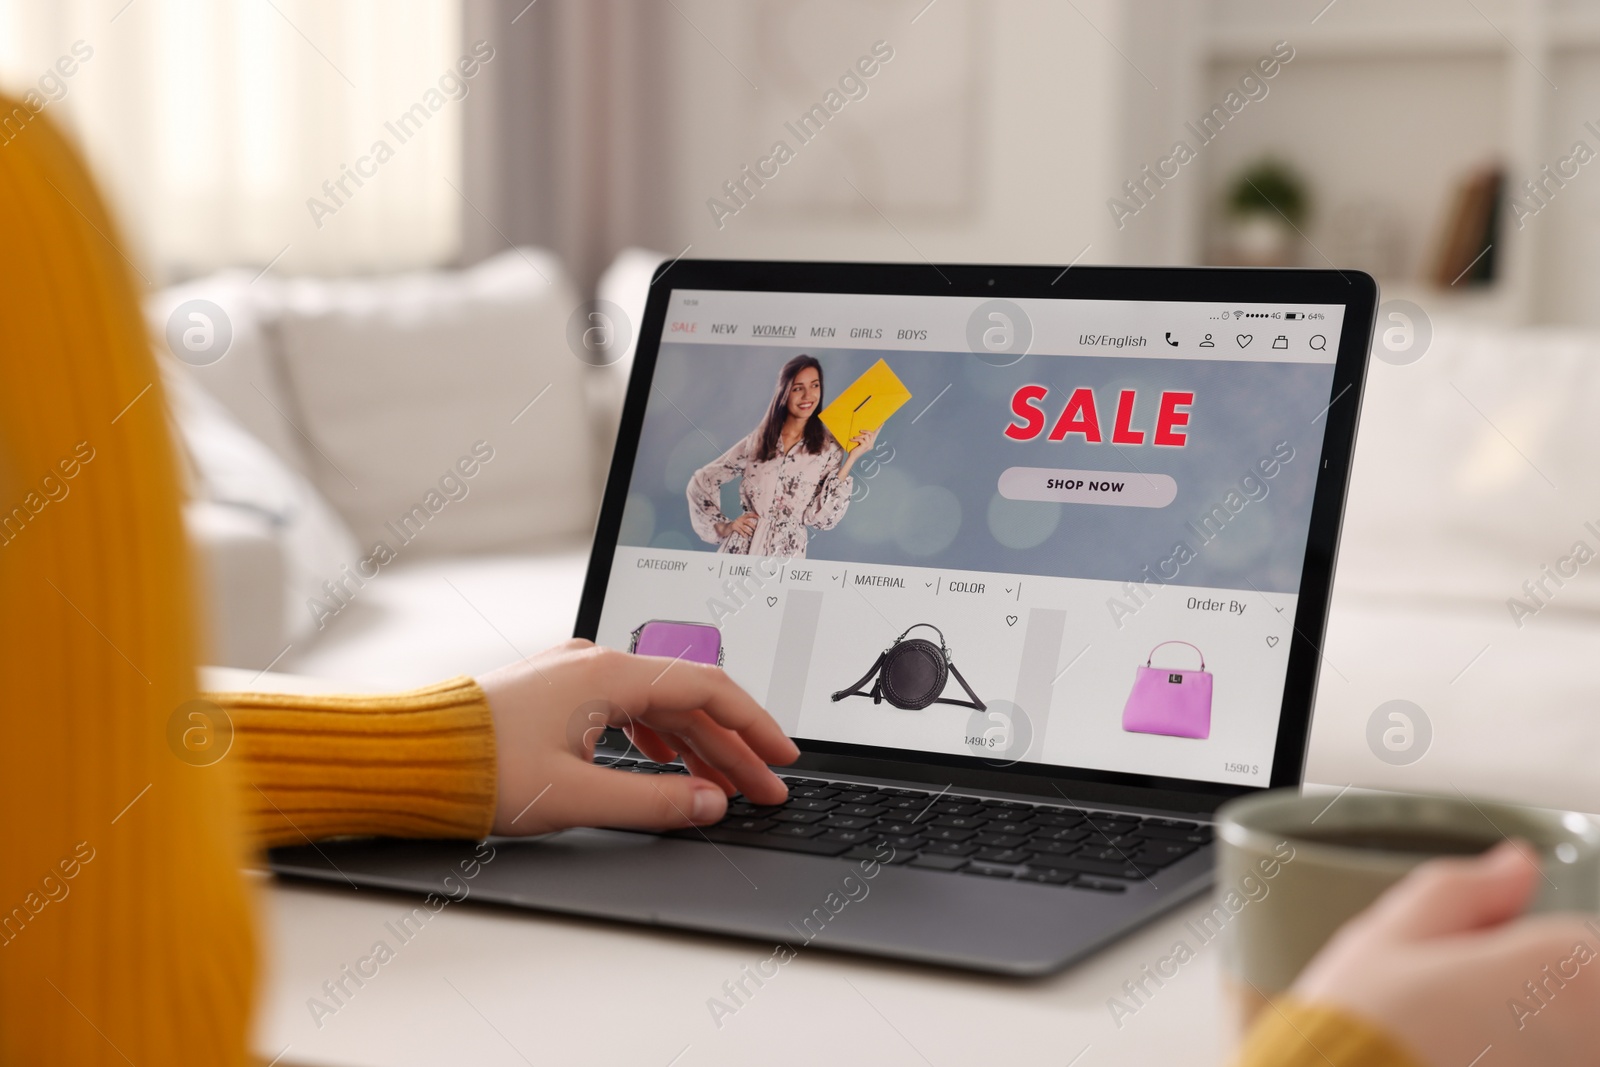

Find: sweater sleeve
<box><xmin>210</xmin><ymin>676</ymin><xmax>499</xmax><ymax>849</ymax></box>
<box><xmin>1231</xmin><ymin>997</ymin><xmax>1427</xmax><ymax>1067</ymax></box>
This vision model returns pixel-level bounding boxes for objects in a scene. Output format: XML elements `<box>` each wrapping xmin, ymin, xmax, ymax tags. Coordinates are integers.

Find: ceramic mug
<box><xmin>1213</xmin><ymin>789</ymin><xmax>1600</xmax><ymax>1032</ymax></box>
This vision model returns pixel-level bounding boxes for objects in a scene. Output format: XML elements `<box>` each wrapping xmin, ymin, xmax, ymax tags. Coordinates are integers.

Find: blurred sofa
<box><xmin>156</xmin><ymin>260</ymin><xmax>1600</xmax><ymax>815</ymax></box>
<box><xmin>151</xmin><ymin>247</ymin><xmax>662</xmax><ymax>687</ymax></box>
<box><xmin>1310</xmin><ymin>309</ymin><xmax>1600</xmax><ymax>815</ymax></box>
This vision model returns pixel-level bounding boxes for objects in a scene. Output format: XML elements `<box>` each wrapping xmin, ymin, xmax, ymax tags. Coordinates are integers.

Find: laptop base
<box><xmin>269</xmin><ymin>826</ymin><xmax>1211</xmax><ymax>977</ymax></box>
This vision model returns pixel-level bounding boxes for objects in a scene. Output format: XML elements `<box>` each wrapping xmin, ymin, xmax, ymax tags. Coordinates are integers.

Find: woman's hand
<box><xmin>839</xmin><ymin>429</ymin><xmax>878</xmax><ymax>478</ymax></box>
<box><xmin>1288</xmin><ymin>840</ymin><xmax>1600</xmax><ymax>1067</ymax></box>
<box><xmin>715</xmin><ymin>512</ymin><xmax>758</xmax><ymax>540</ymax></box>
<box><xmin>477</xmin><ymin>640</ymin><xmax>799</xmax><ymax>836</ymax></box>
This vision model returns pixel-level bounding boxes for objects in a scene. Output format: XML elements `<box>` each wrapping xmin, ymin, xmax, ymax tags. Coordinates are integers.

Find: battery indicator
<box><xmin>1284</xmin><ymin>312</ymin><xmax>1305</xmax><ymax>320</ymax></box>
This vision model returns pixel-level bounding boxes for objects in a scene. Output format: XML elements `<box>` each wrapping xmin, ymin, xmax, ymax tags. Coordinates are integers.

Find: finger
<box><xmin>1361</xmin><ymin>840</ymin><xmax>1542</xmax><ymax>941</ymax></box>
<box><xmin>606</xmin><ymin>655</ymin><xmax>799</xmax><ymax>766</ymax></box>
<box><xmin>664</xmin><ymin>711</ymin><xmax>789</xmax><ymax>805</ymax></box>
<box><xmin>623</xmin><ymin>708</ymin><xmax>786</xmax><ymax>804</ymax></box>
<box><xmin>628</xmin><ymin>702</ymin><xmax>795</xmax><ymax>793</ymax></box>
<box><xmin>677</xmin><ymin>745</ymin><xmax>738</xmax><ymax>797</ymax></box>
<box><xmin>605</xmin><ymin>657</ymin><xmax>794</xmax><ymax>803</ymax></box>
<box><xmin>621</xmin><ymin>726</ymin><xmax>741</xmax><ymax>798</ymax></box>
<box><xmin>1467</xmin><ymin>912</ymin><xmax>1600</xmax><ymax>963</ymax></box>
<box><xmin>624</xmin><ymin>722</ymin><xmax>677</xmax><ymax>764</ymax></box>
<box><xmin>559</xmin><ymin>760</ymin><xmax>728</xmax><ymax>830</ymax></box>
<box><xmin>1441</xmin><ymin>913</ymin><xmax>1600</xmax><ymax>1021</ymax></box>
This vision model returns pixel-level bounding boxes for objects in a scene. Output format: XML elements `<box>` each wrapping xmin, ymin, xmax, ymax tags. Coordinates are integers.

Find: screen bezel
<box><xmin>575</xmin><ymin>260</ymin><xmax>1377</xmax><ymax>816</ymax></box>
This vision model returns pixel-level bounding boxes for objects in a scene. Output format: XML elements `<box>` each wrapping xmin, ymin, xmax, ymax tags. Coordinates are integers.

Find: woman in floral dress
<box><xmin>688</xmin><ymin>354</ymin><xmax>876</xmax><ymax>558</ymax></box>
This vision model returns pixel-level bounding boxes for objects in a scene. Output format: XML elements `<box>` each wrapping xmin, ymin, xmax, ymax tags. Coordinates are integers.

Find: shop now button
<box><xmin>998</xmin><ymin>467</ymin><xmax>1177</xmax><ymax>508</ymax></box>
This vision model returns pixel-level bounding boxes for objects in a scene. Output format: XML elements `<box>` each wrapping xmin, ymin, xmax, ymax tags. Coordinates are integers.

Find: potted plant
<box><xmin>1223</xmin><ymin>158</ymin><xmax>1310</xmax><ymax>266</ymax></box>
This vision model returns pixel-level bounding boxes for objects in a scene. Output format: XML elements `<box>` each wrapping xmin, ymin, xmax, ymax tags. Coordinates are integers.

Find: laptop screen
<box><xmin>594</xmin><ymin>288</ymin><xmax>1346</xmax><ymax>789</ymax></box>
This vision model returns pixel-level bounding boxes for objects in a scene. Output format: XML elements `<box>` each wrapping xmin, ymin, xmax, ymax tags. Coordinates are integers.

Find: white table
<box><xmin>210</xmin><ymin>667</ymin><xmax>1231</xmax><ymax>1066</ymax></box>
<box><xmin>218</xmin><ymin>586</ymin><xmax>1600</xmax><ymax>1067</ymax></box>
<box><xmin>252</xmin><ymin>875</ymin><xmax>1229</xmax><ymax>1067</ymax></box>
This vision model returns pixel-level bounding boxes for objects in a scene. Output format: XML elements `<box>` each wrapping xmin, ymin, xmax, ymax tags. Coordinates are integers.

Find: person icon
<box><xmin>1199</xmin><ymin>333</ymin><xmax>1215</xmax><ymax>347</ymax></box>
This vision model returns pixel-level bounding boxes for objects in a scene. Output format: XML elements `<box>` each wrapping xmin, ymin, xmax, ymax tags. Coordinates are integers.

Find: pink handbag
<box><xmin>1121</xmin><ymin>641</ymin><xmax>1212</xmax><ymax>739</ymax></box>
<box><xmin>628</xmin><ymin>620</ymin><xmax>724</xmax><ymax>666</ymax></box>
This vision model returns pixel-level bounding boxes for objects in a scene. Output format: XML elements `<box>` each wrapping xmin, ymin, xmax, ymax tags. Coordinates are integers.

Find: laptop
<box><xmin>270</xmin><ymin>260</ymin><xmax>1377</xmax><ymax>976</ymax></box>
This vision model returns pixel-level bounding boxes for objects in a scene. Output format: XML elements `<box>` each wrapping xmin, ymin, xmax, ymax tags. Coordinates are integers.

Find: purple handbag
<box><xmin>628</xmin><ymin>620</ymin><xmax>724</xmax><ymax>666</ymax></box>
<box><xmin>1121</xmin><ymin>641</ymin><xmax>1212</xmax><ymax>739</ymax></box>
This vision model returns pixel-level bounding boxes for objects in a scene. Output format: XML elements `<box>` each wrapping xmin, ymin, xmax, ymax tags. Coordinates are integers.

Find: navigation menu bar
<box><xmin>663</xmin><ymin>289</ymin><xmax>1343</xmax><ymax>364</ymax></box>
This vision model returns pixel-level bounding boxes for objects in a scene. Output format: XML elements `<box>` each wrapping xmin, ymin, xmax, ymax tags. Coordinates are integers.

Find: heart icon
<box><xmin>1236</xmin><ymin>334</ymin><xmax>1253</xmax><ymax>348</ymax></box>
<box><xmin>1266</xmin><ymin>635</ymin><xmax>1279</xmax><ymax>647</ymax></box>
<box><xmin>1006</xmin><ymin>615</ymin><xmax>1018</xmax><ymax>627</ymax></box>
<box><xmin>766</xmin><ymin>596</ymin><xmax>777</xmax><ymax>607</ymax></box>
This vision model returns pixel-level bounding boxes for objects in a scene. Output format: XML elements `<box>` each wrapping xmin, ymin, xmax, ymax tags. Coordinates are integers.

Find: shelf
<box><xmin>1550</xmin><ymin>8</ymin><xmax>1600</xmax><ymax>48</ymax></box>
<box><xmin>1150</xmin><ymin>0</ymin><xmax>1596</xmax><ymax>324</ymax></box>
<box><xmin>1205</xmin><ymin>22</ymin><xmax>1508</xmax><ymax>61</ymax></box>
<box><xmin>1375</xmin><ymin>282</ymin><xmax>1522</xmax><ymax>327</ymax></box>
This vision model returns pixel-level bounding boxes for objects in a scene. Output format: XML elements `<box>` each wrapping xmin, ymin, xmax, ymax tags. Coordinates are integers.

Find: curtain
<box><xmin>0</xmin><ymin>0</ymin><xmax>464</xmax><ymax>282</ymax></box>
<box><xmin>461</xmin><ymin>0</ymin><xmax>679</xmax><ymax>295</ymax></box>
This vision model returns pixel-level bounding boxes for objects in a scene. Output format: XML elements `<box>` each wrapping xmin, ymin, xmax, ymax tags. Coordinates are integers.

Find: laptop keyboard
<box><xmin>600</xmin><ymin>758</ymin><xmax>1212</xmax><ymax>891</ymax></box>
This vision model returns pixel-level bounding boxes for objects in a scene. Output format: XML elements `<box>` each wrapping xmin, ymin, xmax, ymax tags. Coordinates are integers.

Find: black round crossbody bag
<box><xmin>830</xmin><ymin>623</ymin><xmax>985</xmax><ymax>711</ymax></box>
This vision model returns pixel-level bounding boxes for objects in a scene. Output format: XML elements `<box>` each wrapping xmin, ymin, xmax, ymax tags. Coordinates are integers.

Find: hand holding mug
<box><xmin>1290</xmin><ymin>841</ymin><xmax>1600</xmax><ymax>1067</ymax></box>
<box><xmin>1217</xmin><ymin>790</ymin><xmax>1600</xmax><ymax>1066</ymax></box>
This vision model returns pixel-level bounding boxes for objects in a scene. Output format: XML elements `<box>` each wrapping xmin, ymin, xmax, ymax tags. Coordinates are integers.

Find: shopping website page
<box><xmin>596</xmin><ymin>290</ymin><xmax>1345</xmax><ymax>787</ymax></box>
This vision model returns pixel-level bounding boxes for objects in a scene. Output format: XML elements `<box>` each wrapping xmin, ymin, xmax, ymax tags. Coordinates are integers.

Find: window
<box><xmin>0</xmin><ymin>0</ymin><xmax>465</xmax><ymax>281</ymax></box>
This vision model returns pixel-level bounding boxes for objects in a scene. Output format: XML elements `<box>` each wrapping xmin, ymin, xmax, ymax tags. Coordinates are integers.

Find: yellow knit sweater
<box><xmin>0</xmin><ymin>95</ymin><xmax>1418</xmax><ymax>1066</ymax></box>
<box><xmin>0</xmin><ymin>95</ymin><xmax>496</xmax><ymax>1065</ymax></box>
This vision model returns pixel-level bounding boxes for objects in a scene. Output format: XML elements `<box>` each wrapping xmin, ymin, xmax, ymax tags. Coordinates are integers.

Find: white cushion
<box><xmin>273</xmin><ymin>248</ymin><xmax>594</xmax><ymax>556</ymax></box>
<box><xmin>162</xmin><ymin>363</ymin><xmax>362</xmax><ymax>645</ymax></box>
<box><xmin>186</xmin><ymin>500</ymin><xmax>287</xmax><ymax>667</ymax></box>
<box><xmin>280</xmin><ymin>548</ymin><xmax>589</xmax><ymax>688</ymax></box>
<box><xmin>596</xmin><ymin>246</ymin><xmax>668</xmax><ymax>379</ymax></box>
<box><xmin>144</xmin><ymin>271</ymin><xmax>304</xmax><ymax>473</ymax></box>
<box><xmin>1337</xmin><ymin>319</ymin><xmax>1600</xmax><ymax>616</ymax></box>
<box><xmin>591</xmin><ymin>247</ymin><xmax>668</xmax><ymax>458</ymax></box>
<box><xmin>1311</xmin><ymin>593</ymin><xmax>1600</xmax><ymax>816</ymax></box>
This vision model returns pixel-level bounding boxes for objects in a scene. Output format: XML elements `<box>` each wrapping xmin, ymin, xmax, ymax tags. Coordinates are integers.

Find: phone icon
<box><xmin>1164</xmin><ymin>332</ymin><xmax>1179</xmax><ymax>347</ymax></box>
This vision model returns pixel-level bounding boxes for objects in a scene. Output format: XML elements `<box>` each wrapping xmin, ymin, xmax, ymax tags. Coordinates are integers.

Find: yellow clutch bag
<box><xmin>819</xmin><ymin>358</ymin><xmax>912</xmax><ymax>452</ymax></box>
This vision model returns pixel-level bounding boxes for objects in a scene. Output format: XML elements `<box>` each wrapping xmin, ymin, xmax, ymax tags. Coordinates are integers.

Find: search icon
<box><xmin>1309</xmin><ymin>334</ymin><xmax>1327</xmax><ymax>351</ymax></box>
